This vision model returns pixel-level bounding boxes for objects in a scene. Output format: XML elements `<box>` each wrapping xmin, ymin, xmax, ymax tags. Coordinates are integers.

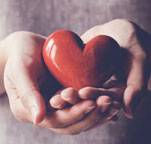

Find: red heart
<box><xmin>43</xmin><ymin>30</ymin><xmax>121</xmax><ymax>90</ymax></box>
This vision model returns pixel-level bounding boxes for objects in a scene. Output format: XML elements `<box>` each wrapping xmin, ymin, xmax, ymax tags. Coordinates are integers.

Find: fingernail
<box><xmin>50</xmin><ymin>98</ymin><xmax>62</xmax><ymax>108</ymax></box>
<box><xmin>85</xmin><ymin>106</ymin><xmax>96</xmax><ymax>114</ymax></box>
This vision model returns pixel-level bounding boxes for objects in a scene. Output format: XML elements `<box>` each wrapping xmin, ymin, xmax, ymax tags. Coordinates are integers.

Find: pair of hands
<box><xmin>2</xmin><ymin>19</ymin><xmax>150</xmax><ymax>135</ymax></box>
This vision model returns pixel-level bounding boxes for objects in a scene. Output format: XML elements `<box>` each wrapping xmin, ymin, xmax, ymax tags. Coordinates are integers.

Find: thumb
<box><xmin>15</xmin><ymin>64</ymin><xmax>46</xmax><ymax>124</ymax></box>
<box><xmin>124</xmin><ymin>57</ymin><xmax>146</xmax><ymax>118</ymax></box>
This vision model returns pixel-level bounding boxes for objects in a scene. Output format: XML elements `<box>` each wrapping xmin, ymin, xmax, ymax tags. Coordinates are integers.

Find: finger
<box><xmin>71</xmin><ymin>104</ymin><xmax>120</xmax><ymax>133</ymax></box>
<box><xmin>102</xmin><ymin>75</ymin><xmax>119</xmax><ymax>88</ymax></box>
<box><xmin>78</xmin><ymin>87</ymin><xmax>107</xmax><ymax>99</ymax></box>
<box><xmin>78</xmin><ymin>86</ymin><xmax>123</xmax><ymax>101</ymax></box>
<box><xmin>106</xmin><ymin>102</ymin><xmax>121</xmax><ymax>120</ymax></box>
<box><xmin>13</xmin><ymin>62</ymin><xmax>46</xmax><ymax>124</ymax></box>
<box><xmin>96</xmin><ymin>95</ymin><xmax>112</xmax><ymax>113</ymax></box>
<box><xmin>124</xmin><ymin>58</ymin><xmax>145</xmax><ymax>118</ymax></box>
<box><xmin>49</xmin><ymin>109</ymin><xmax>103</xmax><ymax>135</ymax></box>
<box><xmin>97</xmin><ymin>96</ymin><xmax>121</xmax><ymax>120</ymax></box>
<box><xmin>50</xmin><ymin>94</ymin><xmax>66</xmax><ymax>109</ymax></box>
<box><xmin>107</xmin><ymin>86</ymin><xmax>125</xmax><ymax>102</ymax></box>
<box><xmin>60</xmin><ymin>87</ymin><xmax>80</xmax><ymax>105</ymax></box>
<box><xmin>39</xmin><ymin>100</ymin><xmax>96</xmax><ymax>128</ymax></box>
<box><xmin>124</xmin><ymin>85</ymin><xmax>139</xmax><ymax>118</ymax></box>
<box><xmin>49</xmin><ymin>106</ymin><xmax>120</xmax><ymax>135</ymax></box>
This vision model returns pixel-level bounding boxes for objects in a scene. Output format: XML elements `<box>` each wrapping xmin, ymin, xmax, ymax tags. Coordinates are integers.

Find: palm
<box><xmin>4</xmin><ymin>36</ymin><xmax>63</xmax><ymax>113</ymax></box>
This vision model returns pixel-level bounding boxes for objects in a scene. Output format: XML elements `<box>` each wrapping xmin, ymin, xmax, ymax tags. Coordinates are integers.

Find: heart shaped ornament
<box><xmin>43</xmin><ymin>30</ymin><xmax>121</xmax><ymax>90</ymax></box>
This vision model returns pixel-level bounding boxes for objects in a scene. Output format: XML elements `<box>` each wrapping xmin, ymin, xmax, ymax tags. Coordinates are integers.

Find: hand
<box><xmin>2</xmin><ymin>31</ymin><xmax>118</xmax><ymax>135</ymax></box>
<box><xmin>50</xmin><ymin>86</ymin><xmax>123</xmax><ymax>115</ymax></box>
<box><xmin>81</xmin><ymin>19</ymin><xmax>151</xmax><ymax>118</ymax></box>
<box><xmin>49</xmin><ymin>86</ymin><xmax>123</xmax><ymax>133</ymax></box>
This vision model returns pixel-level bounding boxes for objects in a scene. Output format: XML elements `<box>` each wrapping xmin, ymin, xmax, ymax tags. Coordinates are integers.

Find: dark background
<box><xmin>0</xmin><ymin>0</ymin><xmax>151</xmax><ymax>144</ymax></box>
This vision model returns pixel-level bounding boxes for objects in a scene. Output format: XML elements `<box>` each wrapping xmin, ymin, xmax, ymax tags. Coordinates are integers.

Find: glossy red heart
<box><xmin>43</xmin><ymin>30</ymin><xmax>121</xmax><ymax>90</ymax></box>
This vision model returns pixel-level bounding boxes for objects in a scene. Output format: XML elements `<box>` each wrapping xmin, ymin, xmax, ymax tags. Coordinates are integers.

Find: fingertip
<box><xmin>49</xmin><ymin>95</ymin><xmax>66</xmax><ymax>109</ymax></box>
<box><xmin>96</xmin><ymin>96</ymin><xmax>112</xmax><ymax>113</ymax></box>
<box><xmin>61</xmin><ymin>87</ymin><xmax>80</xmax><ymax>104</ymax></box>
<box><xmin>78</xmin><ymin>87</ymin><xmax>100</xmax><ymax>99</ymax></box>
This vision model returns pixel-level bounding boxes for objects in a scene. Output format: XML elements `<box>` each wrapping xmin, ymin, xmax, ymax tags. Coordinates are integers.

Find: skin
<box><xmin>1</xmin><ymin>31</ymin><xmax>120</xmax><ymax>135</ymax></box>
<box><xmin>0</xmin><ymin>19</ymin><xmax>150</xmax><ymax>135</ymax></box>
<box><xmin>51</xmin><ymin>19</ymin><xmax>151</xmax><ymax>119</ymax></box>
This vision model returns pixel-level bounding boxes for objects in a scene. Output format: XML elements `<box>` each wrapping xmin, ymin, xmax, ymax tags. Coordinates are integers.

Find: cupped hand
<box><xmin>3</xmin><ymin>18</ymin><xmax>149</xmax><ymax>135</ymax></box>
<box><xmin>81</xmin><ymin>19</ymin><xmax>151</xmax><ymax>118</ymax></box>
<box><xmin>3</xmin><ymin>31</ymin><xmax>119</xmax><ymax>135</ymax></box>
